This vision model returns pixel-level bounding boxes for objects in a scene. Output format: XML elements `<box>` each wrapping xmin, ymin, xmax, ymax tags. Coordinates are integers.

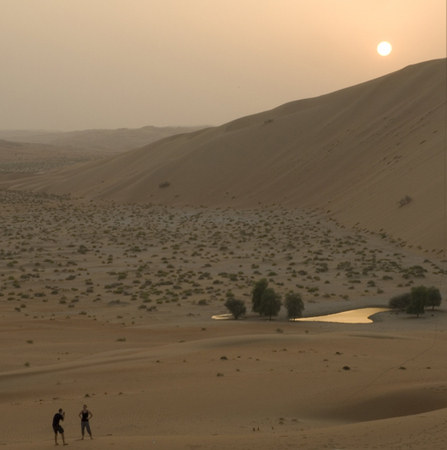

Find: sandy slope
<box><xmin>2</xmin><ymin>59</ymin><xmax>446</xmax><ymax>252</ymax></box>
<box><xmin>3</xmin><ymin>315</ymin><xmax>447</xmax><ymax>450</ymax></box>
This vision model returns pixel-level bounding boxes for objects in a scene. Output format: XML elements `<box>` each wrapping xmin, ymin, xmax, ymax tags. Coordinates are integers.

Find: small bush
<box><xmin>159</xmin><ymin>181</ymin><xmax>170</xmax><ymax>188</ymax></box>
<box><xmin>398</xmin><ymin>195</ymin><xmax>412</xmax><ymax>207</ymax></box>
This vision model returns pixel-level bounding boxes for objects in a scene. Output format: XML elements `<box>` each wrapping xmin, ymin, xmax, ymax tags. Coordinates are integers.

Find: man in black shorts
<box><xmin>52</xmin><ymin>408</ymin><xmax>67</xmax><ymax>446</ymax></box>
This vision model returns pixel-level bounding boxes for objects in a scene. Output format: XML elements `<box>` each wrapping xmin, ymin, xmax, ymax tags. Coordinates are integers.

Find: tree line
<box><xmin>224</xmin><ymin>278</ymin><xmax>304</xmax><ymax>320</ymax></box>
<box><xmin>388</xmin><ymin>285</ymin><xmax>442</xmax><ymax>317</ymax></box>
<box><xmin>225</xmin><ymin>279</ymin><xmax>442</xmax><ymax>321</ymax></box>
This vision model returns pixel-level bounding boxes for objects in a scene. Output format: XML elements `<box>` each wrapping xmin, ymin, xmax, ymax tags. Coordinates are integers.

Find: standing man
<box><xmin>52</xmin><ymin>408</ymin><xmax>67</xmax><ymax>446</ymax></box>
<box><xmin>79</xmin><ymin>404</ymin><xmax>93</xmax><ymax>440</ymax></box>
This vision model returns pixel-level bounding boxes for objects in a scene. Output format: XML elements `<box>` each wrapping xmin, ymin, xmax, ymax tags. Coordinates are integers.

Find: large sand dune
<box><xmin>3</xmin><ymin>59</ymin><xmax>446</xmax><ymax>252</ymax></box>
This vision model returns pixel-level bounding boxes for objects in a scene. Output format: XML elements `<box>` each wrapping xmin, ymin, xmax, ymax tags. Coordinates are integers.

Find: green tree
<box><xmin>285</xmin><ymin>292</ymin><xmax>304</xmax><ymax>319</ymax></box>
<box><xmin>259</xmin><ymin>288</ymin><xmax>282</xmax><ymax>320</ymax></box>
<box><xmin>389</xmin><ymin>293</ymin><xmax>411</xmax><ymax>311</ymax></box>
<box><xmin>224</xmin><ymin>298</ymin><xmax>246</xmax><ymax>320</ymax></box>
<box><xmin>252</xmin><ymin>278</ymin><xmax>268</xmax><ymax>314</ymax></box>
<box><xmin>406</xmin><ymin>286</ymin><xmax>427</xmax><ymax>317</ymax></box>
<box><xmin>426</xmin><ymin>286</ymin><xmax>442</xmax><ymax>310</ymax></box>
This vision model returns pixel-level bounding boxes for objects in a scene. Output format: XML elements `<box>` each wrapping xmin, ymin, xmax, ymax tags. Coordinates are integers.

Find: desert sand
<box><xmin>1</xmin><ymin>190</ymin><xmax>447</xmax><ymax>449</ymax></box>
<box><xmin>1</xmin><ymin>59</ymin><xmax>447</xmax><ymax>449</ymax></box>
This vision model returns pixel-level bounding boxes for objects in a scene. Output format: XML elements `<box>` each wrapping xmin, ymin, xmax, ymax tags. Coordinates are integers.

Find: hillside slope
<box><xmin>2</xmin><ymin>59</ymin><xmax>446</xmax><ymax>251</ymax></box>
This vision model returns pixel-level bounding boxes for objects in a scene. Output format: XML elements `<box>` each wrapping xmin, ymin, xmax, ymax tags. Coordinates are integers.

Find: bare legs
<box><xmin>54</xmin><ymin>431</ymin><xmax>67</xmax><ymax>446</ymax></box>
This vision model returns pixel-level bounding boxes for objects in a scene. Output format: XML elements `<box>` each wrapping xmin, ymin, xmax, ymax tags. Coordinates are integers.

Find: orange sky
<box><xmin>1</xmin><ymin>0</ymin><xmax>445</xmax><ymax>130</ymax></box>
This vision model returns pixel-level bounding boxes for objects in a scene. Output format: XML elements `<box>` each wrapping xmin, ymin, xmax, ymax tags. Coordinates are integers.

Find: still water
<box><xmin>295</xmin><ymin>307</ymin><xmax>389</xmax><ymax>324</ymax></box>
<box><xmin>213</xmin><ymin>308</ymin><xmax>389</xmax><ymax>323</ymax></box>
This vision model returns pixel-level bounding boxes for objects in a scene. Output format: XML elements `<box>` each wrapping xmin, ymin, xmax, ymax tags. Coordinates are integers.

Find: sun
<box><xmin>377</xmin><ymin>42</ymin><xmax>392</xmax><ymax>56</ymax></box>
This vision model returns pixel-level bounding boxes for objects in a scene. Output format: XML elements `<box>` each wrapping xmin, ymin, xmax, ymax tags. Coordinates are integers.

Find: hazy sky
<box><xmin>1</xmin><ymin>0</ymin><xmax>445</xmax><ymax>131</ymax></box>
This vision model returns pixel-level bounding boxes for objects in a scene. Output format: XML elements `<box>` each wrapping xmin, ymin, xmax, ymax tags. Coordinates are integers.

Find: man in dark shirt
<box><xmin>52</xmin><ymin>409</ymin><xmax>67</xmax><ymax>446</ymax></box>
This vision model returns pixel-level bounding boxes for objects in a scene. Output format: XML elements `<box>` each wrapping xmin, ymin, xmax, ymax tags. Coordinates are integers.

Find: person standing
<box><xmin>52</xmin><ymin>408</ymin><xmax>67</xmax><ymax>446</ymax></box>
<box><xmin>79</xmin><ymin>404</ymin><xmax>93</xmax><ymax>440</ymax></box>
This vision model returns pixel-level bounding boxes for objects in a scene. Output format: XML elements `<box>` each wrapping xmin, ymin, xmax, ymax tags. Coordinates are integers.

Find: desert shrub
<box><xmin>224</xmin><ymin>298</ymin><xmax>246</xmax><ymax>319</ymax></box>
<box><xmin>337</xmin><ymin>261</ymin><xmax>352</xmax><ymax>270</ymax></box>
<box><xmin>426</xmin><ymin>286</ymin><xmax>442</xmax><ymax>310</ymax></box>
<box><xmin>398</xmin><ymin>195</ymin><xmax>412</xmax><ymax>207</ymax></box>
<box><xmin>284</xmin><ymin>292</ymin><xmax>304</xmax><ymax>320</ymax></box>
<box><xmin>259</xmin><ymin>288</ymin><xmax>281</xmax><ymax>320</ymax></box>
<box><xmin>389</xmin><ymin>293</ymin><xmax>411</xmax><ymax>310</ymax></box>
<box><xmin>159</xmin><ymin>181</ymin><xmax>170</xmax><ymax>188</ymax></box>
<box><xmin>316</xmin><ymin>263</ymin><xmax>328</xmax><ymax>273</ymax></box>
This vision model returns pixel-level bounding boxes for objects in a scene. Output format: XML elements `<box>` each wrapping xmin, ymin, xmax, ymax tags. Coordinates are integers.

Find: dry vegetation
<box><xmin>1</xmin><ymin>190</ymin><xmax>443</xmax><ymax>329</ymax></box>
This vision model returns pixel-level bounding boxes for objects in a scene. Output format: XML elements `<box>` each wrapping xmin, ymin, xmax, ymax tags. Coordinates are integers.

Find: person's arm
<box><xmin>79</xmin><ymin>411</ymin><xmax>82</xmax><ymax>419</ymax></box>
<box><xmin>61</xmin><ymin>412</ymin><xmax>65</xmax><ymax>421</ymax></box>
<box><xmin>89</xmin><ymin>411</ymin><xmax>93</xmax><ymax>420</ymax></box>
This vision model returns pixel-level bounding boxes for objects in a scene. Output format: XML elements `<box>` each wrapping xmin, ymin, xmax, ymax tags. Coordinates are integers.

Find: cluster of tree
<box><xmin>254</xmin><ymin>278</ymin><xmax>305</xmax><ymax>319</ymax></box>
<box><xmin>224</xmin><ymin>278</ymin><xmax>305</xmax><ymax>320</ymax></box>
<box><xmin>388</xmin><ymin>285</ymin><xmax>442</xmax><ymax>317</ymax></box>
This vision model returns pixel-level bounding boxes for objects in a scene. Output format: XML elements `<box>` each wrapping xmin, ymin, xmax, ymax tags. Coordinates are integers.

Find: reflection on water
<box><xmin>212</xmin><ymin>314</ymin><xmax>233</xmax><ymax>320</ymax></box>
<box><xmin>295</xmin><ymin>308</ymin><xmax>390</xmax><ymax>324</ymax></box>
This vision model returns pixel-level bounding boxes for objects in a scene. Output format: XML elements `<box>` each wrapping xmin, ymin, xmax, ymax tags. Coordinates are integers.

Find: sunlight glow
<box><xmin>377</xmin><ymin>42</ymin><xmax>392</xmax><ymax>56</ymax></box>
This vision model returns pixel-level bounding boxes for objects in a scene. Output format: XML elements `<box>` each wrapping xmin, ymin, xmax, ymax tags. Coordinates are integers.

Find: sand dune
<box><xmin>0</xmin><ymin>125</ymin><xmax>205</xmax><ymax>152</ymax></box>
<box><xmin>0</xmin><ymin>139</ymin><xmax>114</xmax><ymax>174</ymax></box>
<box><xmin>2</xmin><ymin>59</ymin><xmax>446</xmax><ymax>252</ymax></box>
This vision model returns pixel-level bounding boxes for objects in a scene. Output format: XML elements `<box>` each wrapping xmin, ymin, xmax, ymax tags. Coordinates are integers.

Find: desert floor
<box><xmin>1</xmin><ymin>190</ymin><xmax>447</xmax><ymax>449</ymax></box>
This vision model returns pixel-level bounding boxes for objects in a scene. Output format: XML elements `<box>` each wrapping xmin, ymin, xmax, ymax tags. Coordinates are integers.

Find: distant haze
<box><xmin>1</xmin><ymin>0</ymin><xmax>445</xmax><ymax>131</ymax></box>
